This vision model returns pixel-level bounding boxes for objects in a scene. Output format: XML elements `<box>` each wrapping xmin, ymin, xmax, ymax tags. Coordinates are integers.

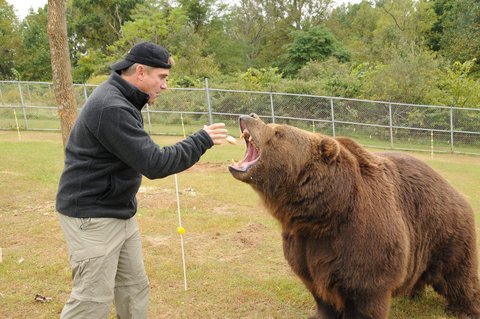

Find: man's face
<box><xmin>137</xmin><ymin>66</ymin><xmax>170</xmax><ymax>103</ymax></box>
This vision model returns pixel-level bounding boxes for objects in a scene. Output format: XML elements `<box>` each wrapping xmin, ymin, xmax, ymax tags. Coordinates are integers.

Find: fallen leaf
<box><xmin>35</xmin><ymin>294</ymin><xmax>52</xmax><ymax>303</ymax></box>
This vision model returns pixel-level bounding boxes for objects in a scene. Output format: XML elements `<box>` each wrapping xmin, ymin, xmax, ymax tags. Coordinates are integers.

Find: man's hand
<box><xmin>203</xmin><ymin>123</ymin><xmax>228</xmax><ymax>145</ymax></box>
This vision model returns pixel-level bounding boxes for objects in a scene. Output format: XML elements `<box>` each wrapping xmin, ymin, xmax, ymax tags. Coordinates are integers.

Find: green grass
<box><xmin>0</xmin><ymin>131</ymin><xmax>478</xmax><ymax>318</ymax></box>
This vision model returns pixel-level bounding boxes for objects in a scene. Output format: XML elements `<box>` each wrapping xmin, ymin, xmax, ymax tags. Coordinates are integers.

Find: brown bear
<box><xmin>228</xmin><ymin>113</ymin><xmax>480</xmax><ymax>319</ymax></box>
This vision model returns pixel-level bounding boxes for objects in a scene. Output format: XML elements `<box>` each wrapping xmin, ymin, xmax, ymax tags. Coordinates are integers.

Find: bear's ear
<box><xmin>319</xmin><ymin>137</ymin><xmax>340</xmax><ymax>163</ymax></box>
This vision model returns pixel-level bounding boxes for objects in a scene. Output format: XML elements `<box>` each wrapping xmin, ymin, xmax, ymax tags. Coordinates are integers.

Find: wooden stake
<box><xmin>13</xmin><ymin>109</ymin><xmax>21</xmax><ymax>141</ymax></box>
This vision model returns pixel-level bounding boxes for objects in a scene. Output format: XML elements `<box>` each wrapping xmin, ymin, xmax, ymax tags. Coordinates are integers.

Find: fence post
<box><xmin>17</xmin><ymin>81</ymin><xmax>29</xmax><ymax>130</ymax></box>
<box><xmin>388</xmin><ymin>103</ymin><xmax>394</xmax><ymax>149</ymax></box>
<box><xmin>0</xmin><ymin>85</ymin><xmax>4</xmax><ymax>105</ymax></box>
<box><xmin>269</xmin><ymin>92</ymin><xmax>275</xmax><ymax>123</ymax></box>
<box><xmin>26</xmin><ymin>82</ymin><xmax>31</xmax><ymax>105</ymax></box>
<box><xmin>146</xmin><ymin>103</ymin><xmax>152</xmax><ymax>134</ymax></box>
<box><xmin>449</xmin><ymin>106</ymin><xmax>454</xmax><ymax>153</ymax></box>
<box><xmin>83</xmin><ymin>84</ymin><xmax>88</xmax><ymax>103</ymax></box>
<box><xmin>205</xmin><ymin>78</ymin><xmax>213</xmax><ymax>125</ymax></box>
<box><xmin>330</xmin><ymin>98</ymin><xmax>336</xmax><ymax>137</ymax></box>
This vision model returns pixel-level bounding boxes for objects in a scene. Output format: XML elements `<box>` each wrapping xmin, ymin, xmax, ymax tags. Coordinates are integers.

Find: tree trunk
<box><xmin>47</xmin><ymin>0</ymin><xmax>77</xmax><ymax>148</ymax></box>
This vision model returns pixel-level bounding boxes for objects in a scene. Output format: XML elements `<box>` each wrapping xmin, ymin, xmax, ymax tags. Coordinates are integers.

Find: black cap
<box><xmin>111</xmin><ymin>42</ymin><xmax>172</xmax><ymax>72</ymax></box>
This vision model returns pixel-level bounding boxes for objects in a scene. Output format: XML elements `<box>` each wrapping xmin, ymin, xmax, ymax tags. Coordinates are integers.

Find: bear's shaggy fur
<box><xmin>229</xmin><ymin>114</ymin><xmax>480</xmax><ymax>319</ymax></box>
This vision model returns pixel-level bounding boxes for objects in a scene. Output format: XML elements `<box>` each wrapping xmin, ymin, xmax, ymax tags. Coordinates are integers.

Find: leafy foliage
<box><xmin>15</xmin><ymin>5</ymin><xmax>51</xmax><ymax>81</ymax></box>
<box><xmin>428</xmin><ymin>0</ymin><xmax>480</xmax><ymax>67</ymax></box>
<box><xmin>436</xmin><ymin>59</ymin><xmax>480</xmax><ymax>108</ymax></box>
<box><xmin>280</xmin><ymin>26</ymin><xmax>350</xmax><ymax>76</ymax></box>
<box><xmin>69</xmin><ymin>0</ymin><xmax>144</xmax><ymax>52</ymax></box>
<box><xmin>0</xmin><ymin>0</ymin><xmax>20</xmax><ymax>79</ymax></box>
<box><xmin>298</xmin><ymin>58</ymin><xmax>365</xmax><ymax>97</ymax></box>
<box><xmin>361</xmin><ymin>43</ymin><xmax>442</xmax><ymax>104</ymax></box>
<box><xmin>0</xmin><ymin>0</ymin><xmax>479</xmax><ymax>107</ymax></box>
<box><xmin>239</xmin><ymin>67</ymin><xmax>282</xmax><ymax>91</ymax></box>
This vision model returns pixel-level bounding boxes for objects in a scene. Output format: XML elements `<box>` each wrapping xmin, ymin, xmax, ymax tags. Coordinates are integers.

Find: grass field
<box><xmin>0</xmin><ymin>130</ymin><xmax>479</xmax><ymax>319</ymax></box>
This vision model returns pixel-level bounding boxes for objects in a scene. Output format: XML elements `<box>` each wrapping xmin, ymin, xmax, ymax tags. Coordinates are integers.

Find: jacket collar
<box><xmin>108</xmin><ymin>72</ymin><xmax>150</xmax><ymax>110</ymax></box>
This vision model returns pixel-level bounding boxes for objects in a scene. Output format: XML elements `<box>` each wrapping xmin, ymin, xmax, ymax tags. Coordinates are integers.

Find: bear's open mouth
<box><xmin>229</xmin><ymin>122</ymin><xmax>260</xmax><ymax>172</ymax></box>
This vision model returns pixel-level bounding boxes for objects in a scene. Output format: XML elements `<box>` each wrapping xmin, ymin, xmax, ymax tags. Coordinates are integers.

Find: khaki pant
<box><xmin>58</xmin><ymin>214</ymin><xmax>150</xmax><ymax>319</ymax></box>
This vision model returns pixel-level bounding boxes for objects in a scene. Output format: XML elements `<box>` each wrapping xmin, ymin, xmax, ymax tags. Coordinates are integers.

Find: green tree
<box><xmin>280</xmin><ymin>26</ymin><xmax>350</xmax><ymax>76</ymax></box>
<box><xmin>326</xmin><ymin>2</ymin><xmax>380</xmax><ymax>63</ymax></box>
<box><xmin>227</xmin><ymin>0</ymin><xmax>272</xmax><ymax>69</ymax></box>
<box><xmin>426</xmin><ymin>0</ymin><xmax>453</xmax><ymax>52</ymax></box>
<box><xmin>436</xmin><ymin>59</ymin><xmax>480</xmax><ymax>108</ymax></box>
<box><xmin>328</xmin><ymin>1</ymin><xmax>435</xmax><ymax>64</ymax></box>
<box><xmin>15</xmin><ymin>6</ymin><xmax>52</xmax><ymax>81</ymax></box>
<box><xmin>362</xmin><ymin>44</ymin><xmax>441</xmax><ymax>104</ymax></box>
<box><xmin>107</xmin><ymin>2</ymin><xmax>219</xmax><ymax>81</ymax></box>
<box><xmin>239</xmin><ymin>67</ymin><xmax>282</xmax><ymax>91</ymax></box>
<box><xmin>202</xmin><ymin>12</ymin><xmax>246</xmax><ymax>73</ymax></box>
<box><xmin>426</xmin><ymin>0</ymin><xmax>480</xmax><ymax>75</ymax></box>
<box><xmin>298</xmin><ymin>58</ymin><xmax>365</xmax><ymax>98</ymax></box>
<box><xmin>227</xmin><ymin>0</ymin><xmax>335</xmax><ymax>71</ymax></box>
<box><xmin>277</xmin><ymin>0</ymin><xmax>334</xmax><ymax>30</ymax></box>
<box><xmin>69</xmin><ymin>0</ymin><xmax>144</xmax><ymax>52</ymax></box>
<box><xmin>0</xmin><ymin>0</ymin><xmax>21</xmax><ymax>79</ymax></box>
<box><xmin>438</xmin><ymin>0</ymin><xmax>480</xmax><ymax>66</ymax></box>
<box><xmin>74</xmin><ymin>1</ymin><xmax>185</xmax><ymax>81</ymax></box>
<box><xmin>374</xmin><ymin>0</ymin><xmax>435</xmax><ymax>41</ymax></box>
<box><xmin>72</xmin><ymin>49</ymin><xmax>107</xmax><ymax>83</ymax></box>
<box><xmin>177</xmin><ymin>0</ymin><xmax>216</xmax><ymax>31</ymax></box>
<box><xmin>67</xmin><ymin>0</ymin><xmax>145</xmax><ymax>81</ymax></box>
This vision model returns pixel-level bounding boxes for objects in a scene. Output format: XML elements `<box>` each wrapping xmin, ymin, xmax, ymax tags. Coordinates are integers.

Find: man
<box><xmin>56</xmin><ymin>42</ymin><xmax>228</xmax><ymax>318</ymax></box>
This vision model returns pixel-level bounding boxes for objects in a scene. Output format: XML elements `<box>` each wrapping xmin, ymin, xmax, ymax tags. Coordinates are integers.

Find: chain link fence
<box><xmin>1</xmin><ymin>80</ymin><xmax>479</xmax><ymax>155</ymax></box>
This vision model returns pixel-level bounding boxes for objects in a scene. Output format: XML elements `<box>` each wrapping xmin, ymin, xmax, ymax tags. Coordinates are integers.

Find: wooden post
<box><xmin>47</xmin><ymin>0</ymin><xmax>78</xmax><ymax>148</ymax></box>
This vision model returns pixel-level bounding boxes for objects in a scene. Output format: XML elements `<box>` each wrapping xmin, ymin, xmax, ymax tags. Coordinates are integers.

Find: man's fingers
<box><xmin>203</xmin><ymin>123</ymin><xmax>230</xmax><ymax>145</ymax></box>
<box><xmin>204</xmin><ymin>123</ymin><xmax>226</xmax><ymax>130</ymax></box>
<box><xmin>209</xmin><ymin>129</ymin><xmax>228</xmax><ymax>134</ymax></box>
<box><xmin>210</xmin><ymin>122</ymin><xmax>226</xmax><ymax>128</ymax></box>
<box><xmin>210</xmin><ymin>134</ymin><xmax>228</xmax><ymax>140</ymax></box>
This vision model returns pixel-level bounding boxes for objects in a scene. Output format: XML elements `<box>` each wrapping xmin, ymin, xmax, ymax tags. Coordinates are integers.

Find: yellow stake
<box><xmin>13</xmin><ymin>109</ymin><xmax>21</xmax><ymax>141</ymax></box>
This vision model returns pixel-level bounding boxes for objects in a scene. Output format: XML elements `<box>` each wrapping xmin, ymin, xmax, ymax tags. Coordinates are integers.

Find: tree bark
<box><xmin>47</xmin><ymin>0</ymin><xmax>77</xmax><ymax>148</ymax></box>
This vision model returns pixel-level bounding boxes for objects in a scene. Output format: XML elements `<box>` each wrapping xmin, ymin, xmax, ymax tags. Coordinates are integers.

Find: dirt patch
<box><xmin>144</xmin><ymin>235</ymin><xmax>172</xmax><ymax>247</ymax></box>
<box><xmin>137</xmin><ymin>187</ymin><xmax>176</xmax><ymax>209</ymax></box>
<box><xmin>235</xmin><ymin>222</ymin><xmax>268</xmax><ymax>248</ymax></box>
<box><xmin>0</xmin><ymin>170</ymin><xmax>24</xmax><ymax>176</ymax></box>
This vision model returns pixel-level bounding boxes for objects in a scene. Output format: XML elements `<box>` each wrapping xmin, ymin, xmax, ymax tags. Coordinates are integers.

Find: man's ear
<box><xmin>136</xmin><ymin>64</ymin><xmax>145</xmax><ymax>80</ymax></box>
<box><xmin>320</xmin><ymin>137</ymin><xmax>340</xmax><ymax>163</ymax></box>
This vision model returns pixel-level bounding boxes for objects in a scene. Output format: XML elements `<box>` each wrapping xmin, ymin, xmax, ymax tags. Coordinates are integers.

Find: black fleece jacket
<box><xmin>56</xmin><ymin>73</ymin><xmax>214</xmax><ymax>219</ymax></box>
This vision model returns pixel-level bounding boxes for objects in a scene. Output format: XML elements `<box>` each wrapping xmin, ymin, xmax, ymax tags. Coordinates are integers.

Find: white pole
<box><xmin>431</xmin><ymin>130</ymin><xmax>434</xmax><ymax>159</ymax></box>
<box><xmin>180</xmin><ymin>113</ymin><xmax>187</xmax><ymax>137</ymax></box>
<box><xmin>175</xmin><ymin>113</ymin><xmax>188</xmax><ymax>291</ymax></box>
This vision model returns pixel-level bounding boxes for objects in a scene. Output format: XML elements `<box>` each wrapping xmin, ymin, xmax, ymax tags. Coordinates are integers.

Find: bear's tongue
<box><xmin>229</xmin><ymin>129</ymin><xmax>260</xmax><ymax>172</ymax></box>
